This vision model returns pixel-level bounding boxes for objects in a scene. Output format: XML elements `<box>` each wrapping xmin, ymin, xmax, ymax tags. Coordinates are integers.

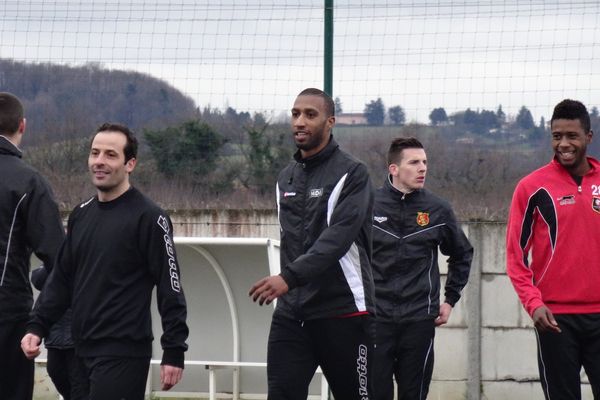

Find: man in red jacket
<box><xmin>507</xmin><ymin>99</ymin><xmax>600</xmax><ymax>399</ymax></box>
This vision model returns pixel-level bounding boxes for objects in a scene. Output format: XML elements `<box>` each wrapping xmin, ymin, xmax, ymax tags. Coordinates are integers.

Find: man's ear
<box><xmin>327</xmin><ymin>115</ymin><xmax>335</xmax><ymax>130</ymax></box>
<box><xmin>388</xmin><ymin>163</ymin><xmax>398</xmax><ymax>177</ymax></box>
<box><xmin>125</xmin><ymin>157</ymin><xmax>137</xmax><ymax>173</ymax></box>
<box><xmin>11</xmin><ymin>118</ymin><xmax>27</xmax><ymax>146</ymax></box>
<box><xmin>18</xmin><ymin>118</ymin><xmax>26</xmax><ymax>135</ymax></box>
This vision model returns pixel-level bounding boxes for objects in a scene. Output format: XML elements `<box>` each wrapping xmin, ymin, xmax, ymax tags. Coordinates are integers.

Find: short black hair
<box><xmin>93</xmin><ymin>122</ymin><xmax>138</xmax><ymax>163</ymax></box>
<box><xmin>551</xmin><ymin>99</ymin><xmax>591</xmax><ymax>133</ymax></box>
<box><xmin>387</xmin><ymin>137</ymin><xmax>424</xmax><ymax>165</ymax></box>
<box><xmin>297</xmin><ymin>88</ymin><xmax>335</xmax><ymax>117</ymax></box>
<box><xmin>0</xmin><ymin>92</ymin><xmax>24</xmax><ymax>136</ymax></box>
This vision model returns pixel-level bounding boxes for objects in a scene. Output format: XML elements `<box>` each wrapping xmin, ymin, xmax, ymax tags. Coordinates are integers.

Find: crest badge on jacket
<box><xmin>416</xmin><ymin>211</ymin><xmax>430</xmax><ymax>226</ymax></box>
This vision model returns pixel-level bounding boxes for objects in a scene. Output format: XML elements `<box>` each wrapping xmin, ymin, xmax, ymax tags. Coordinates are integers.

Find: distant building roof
<box><xmin>336</xmin><ymin>113</ymin><xmax>367</xmax><ymax>125</ymax></box>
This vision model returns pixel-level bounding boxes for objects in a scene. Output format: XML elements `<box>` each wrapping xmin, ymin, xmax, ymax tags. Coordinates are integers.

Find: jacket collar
<box><xmin>384</xmin><ymin>174</ymin><xmax>422</xmax><ymax>200</ymax></box>
<box><xmin>293</xmin><ymin>135</ymin><xmax>339</xmax><ymax>169</ymax></box>
<box><xmin>550</xmin><ymin>156</ymin><xmax>600</xmax><ymax>177</ymax></box>
<box><xmin>0</xmin><ymin>135</ymin><xmax>22</xmax><ymax>158</ymax></box>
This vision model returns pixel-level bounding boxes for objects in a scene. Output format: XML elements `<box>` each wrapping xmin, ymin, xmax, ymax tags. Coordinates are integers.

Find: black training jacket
<box><xmin>372</xmin><ymin>176</ymin><xmax>473</xmax><ymax>322</ymax></box>
<box><xmin>0</xmin><ymin>136</ymin><xmax>64</xmax><ymax>322</ymax></box>
<box><xmin>276</xmin><ymin>136</ymin><xmax>375</xmax><ymax>320</ymax></box>
<box><xmin>28</xmin><ymin>187</ymin><xmax>188</xmax><ymax>367</ymax></box>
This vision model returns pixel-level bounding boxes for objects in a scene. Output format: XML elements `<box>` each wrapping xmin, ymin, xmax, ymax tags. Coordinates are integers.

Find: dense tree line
<box><xmin>0</xmin><ymin>58</ymin><xmax>197</xmax><ymax>144</ymax></box>
<box><xmin>7</xmin><ymin>59</ymin><xmax>600</xmax><ymax>219</ymax></box>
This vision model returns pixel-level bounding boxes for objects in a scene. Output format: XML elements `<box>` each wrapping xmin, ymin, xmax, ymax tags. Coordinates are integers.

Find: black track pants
<box><xmin>47</xmin><ymin>348</ymin><xmax>88</xmax><ymax>400</ymax></box>
<box><xmin>373</xmin><ymin>319</ymin><xmax>435</xmax><ymax>400</ymax></box>
<box><xmin>79</xmin><ymin>356</ymin><xmax>151</xmax><ymax>400</ymax></box>
<box><xmin>267</xmin><ymin>312</ymin><xmax>374</xmax><ymax>400</ymax></box>
<box><xmin>0</xmin><ymin>319</ymin><xmax>33</xmax><ymax>400</ymax></box>
<box><xmin>536</xmin><ymin>313</ymin><xmax>600</xmax><ymax>400</ymax></box>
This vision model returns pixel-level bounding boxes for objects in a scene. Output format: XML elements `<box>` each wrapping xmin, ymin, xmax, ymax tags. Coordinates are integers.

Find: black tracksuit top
<box><xmin>372</xmin><ymin>177</ymin><xmax>473</xmax><ymax>322</ymax></box>
<box><xmin>0</xmin><ymin>136</ymin><xmax>64</xmax><ymax>322</ymax></box>
<box><xmin>276</xmin><ymin>136</ymin><xmax>375</xmax><ymax>320</ymax></box>
<box><xmin>28</xmin><ymin>187</ymin><xmax>188</xmax><ymax>367</ymax></box>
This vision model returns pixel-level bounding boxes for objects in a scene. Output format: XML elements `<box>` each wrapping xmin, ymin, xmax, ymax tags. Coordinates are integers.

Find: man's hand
<box><xmin>160</xmin><ymin>364</ymin><xmax>183</xmax><ymax>390</ymax></box>
<box><xmin>21</xmin><ymin>333</ymin><xmax>42</xmax><ymax>359</ymax></box>
<box><xmin>532</xmin><ymin>305</ymin><xmax>561</xmax><ymax>333</ymax></box>
<box><xmin>249</xmin><ymin>275</ymin><xmax>289</xmax><ymax>306</ymax></box>
<box><xmin>435</xmin><ymin>302</ymin><xmax>453</xmax><ymax>326</ymax></box>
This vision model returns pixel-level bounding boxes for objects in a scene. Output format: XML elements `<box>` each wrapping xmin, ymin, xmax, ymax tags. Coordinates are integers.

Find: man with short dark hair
<box><xmin>250</xmin><ymin>88</ymin><xmax>375</xmax><ymax>400</ymax></box>
<box><xmin>507</xmin><ymin>99</ymin><xmax>600</xmax><ymax>399</ymax></box>
<box><xmin>22</xmin><ymin>123</ymin><xmax>189</xmax><ymax>400</ymax></box>
<box><xmin>372</xmin><ymin>137</ymin><xmax>473</xmax><ymax>400</ymax></box>
<box><xmin>0</xmin><ymin>92</ymin><xmax>65</xmax><ymax>400</ymax></box>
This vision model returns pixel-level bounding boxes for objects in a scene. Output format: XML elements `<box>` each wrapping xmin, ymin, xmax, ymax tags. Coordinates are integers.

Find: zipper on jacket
<box><xmin>295</xmin><ymin>166</ymin><xmax>306</xmax><ymax>320</ymax></box>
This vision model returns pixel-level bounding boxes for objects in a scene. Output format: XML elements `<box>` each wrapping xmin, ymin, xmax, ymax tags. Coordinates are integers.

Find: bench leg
<box><xmin>209</xmin><ymin>368</ymin><xmax>217</xmax><ymax>400</ymax></box>
<box><xmin>233</xmin><ymin>367</ymin><xmax>240</xmax><ymax>400</ymax></box>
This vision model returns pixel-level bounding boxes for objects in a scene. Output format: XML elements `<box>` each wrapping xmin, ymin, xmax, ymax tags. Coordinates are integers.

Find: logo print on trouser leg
<box><xmin>357</xmin><ymin>344</ymin><xmax>368</xmax><ymax>399</ymax></box>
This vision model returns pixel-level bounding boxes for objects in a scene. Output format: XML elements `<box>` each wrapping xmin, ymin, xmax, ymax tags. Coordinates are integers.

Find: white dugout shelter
<box><xmin>150</xmin><ymin>237</ymin><xmax>327</xmax><ymax>399</ymax></box>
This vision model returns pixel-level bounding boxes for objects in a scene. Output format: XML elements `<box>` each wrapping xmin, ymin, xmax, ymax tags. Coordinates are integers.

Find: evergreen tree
<box><xmin>144</xmin><ymin>120</ymin><xmax>225</xmax><ymax>180</ymax></box>
<box><xmin>364</xmin><ymin>98</ymin><xmax>385</xmax><ymax>126</ymax></box>
<box><xmin>334</xmin><ymin>97</ymin><xmax>343</xmax><ymax>115</ymax></box>
<box><xmin>429</xmin><ymin>107</ymin><xmax>448</xmax><ymax>126</ymax></box>
<box><xmin>516</xmin><ymin>106</ymin><xmax>535</xmax><ymax>130</ymax></box>
<box><xmin>244</xmin><ymin>125</ymin><xmax>291</xmax><ymax>193</ymax></box>
<box><xmin>388</xmin><ymin>105</ymin><xmax>406</xmax><ymax>126</ymax></box>
<box><xmin>496</xmin><ymin>105</ymin><xmax>506</xmax><ymax>125</ymax></box>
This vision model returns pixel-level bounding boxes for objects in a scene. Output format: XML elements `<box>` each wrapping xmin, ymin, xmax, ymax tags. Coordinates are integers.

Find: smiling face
<box><xmin>291</xmin><ymin>94</ymin><xmax>335</xmax><ymax>158</ymax></box>
<box><xmin>88</xmin><ymin>130</ymin><xmax>136</xmax><ymax>202</ymax></box>
<box><xmin>390</xmin><ymin>148</ymin><xmax>427</xmax><ymax>193</ymax></box>
<box><xmin>551</xmin><ymin>118</ymin><xmax>592</xmax><ymax>176</ymax></box>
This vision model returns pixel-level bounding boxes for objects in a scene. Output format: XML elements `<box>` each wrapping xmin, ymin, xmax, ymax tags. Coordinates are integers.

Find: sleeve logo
<box><xmin>157</xmin><ymin>215</ymin><xmax>181</xmax><ymax>292</ymax></box>
<box><xmin>593</xmin><ymin>197</ymin><xmax>600</xmax><ymax>213</ymax></box>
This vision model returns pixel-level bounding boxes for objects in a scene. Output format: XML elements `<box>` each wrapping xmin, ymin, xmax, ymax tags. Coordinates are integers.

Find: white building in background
<box><xmin>336</xmin><ymin>112</ymin><xmax>367</xmax><ymax>125</ymax></box>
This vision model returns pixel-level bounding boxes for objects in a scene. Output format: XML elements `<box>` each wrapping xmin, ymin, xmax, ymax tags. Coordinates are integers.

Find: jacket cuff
<box><xmin>444</xmin><ymin>293</ymin><xmax>460</xmax><ymax>307</ymax></box>
<box><xmin>279</xmin><ymin>268</ymin><xmax>298</xmax><ymax>290</ymax></box>
<box><xmin>26</xmin><ymin>322</ymin><xmax>47</xmax><ymax>340</ymax></box>
<box><xmin>444</xmin><ymin>298</ymin><xmax>457</xmax><ymax>307</ymax></box>
<box><xmin>162</xmin><ymin>349</ymin><xmax>185</xmax><ymax>369</ymax></box>
<box><xmin>527</xmin><ymin>299</ymin><xmax>546</xmax><ymax>318</ymax></box>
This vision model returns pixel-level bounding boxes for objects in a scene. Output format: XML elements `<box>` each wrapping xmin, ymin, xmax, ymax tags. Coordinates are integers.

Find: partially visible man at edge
<box><xmin>0</xmin><ymin>92</ymin><xmax>65</xmax><ymax>400</ymax></box>
<box><xmin>249</xmin><ymin>88</ymin><xmax>375</xmax><ymax>400</ymax></box>
<box><xmin>507</xmin><ymin>99</ymin><xmax>600</xmax><ymax>399</ymax></box>
<box><xmin>22</xmin><ymin>123</ymin><xmax>189</xmax><ymax>400</ymax></box>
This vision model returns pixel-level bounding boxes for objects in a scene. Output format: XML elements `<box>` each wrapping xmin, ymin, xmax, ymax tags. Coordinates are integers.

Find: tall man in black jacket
<box><xmin>250</xmin><ymin>88</ymin><xmax>375</xmax><ymax>400</ymax></box>
<box><xmin>372</xmin><ymin>137</ymin><xmax>473</xmax><ymax>400</ymax></box>
<box><xmin>22</xmin><ymin>123</ymin><xmax>189</xmax><ymax>400</ymax></box>
<box><xmin>0</xmin><ymin>92</ymin><xmax>65</xmax><ymax>400</ymax></box>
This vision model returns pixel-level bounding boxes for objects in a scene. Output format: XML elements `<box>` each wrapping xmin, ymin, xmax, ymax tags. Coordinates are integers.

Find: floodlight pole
<box><xmin>324</xmin><ymin>0</ymin><xmax>333</xmax><ymax>97</ymax></box>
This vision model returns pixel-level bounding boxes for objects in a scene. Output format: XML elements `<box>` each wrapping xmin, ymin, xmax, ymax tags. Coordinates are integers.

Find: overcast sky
<box><xmin>1</xmin><ymin>0</ymin><xmax>599</xmax><ymax>123</ymax></box>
